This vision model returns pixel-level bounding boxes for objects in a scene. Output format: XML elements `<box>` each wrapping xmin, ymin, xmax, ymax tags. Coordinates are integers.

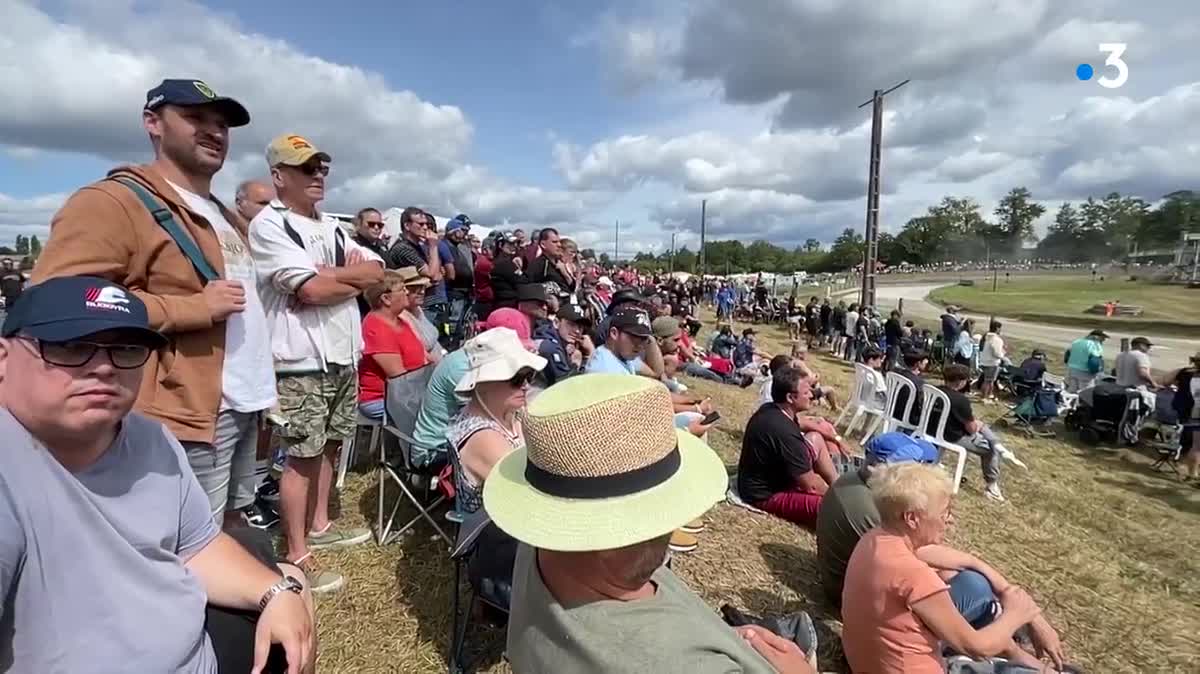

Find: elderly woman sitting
<box><xmin>842</xmin><ymin>463</ymin><xmax>1053</xmax><ymax>673</ymax></box>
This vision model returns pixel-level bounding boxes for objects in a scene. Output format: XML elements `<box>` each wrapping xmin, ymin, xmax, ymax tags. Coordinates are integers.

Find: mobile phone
<box><xmin>701</xmin><ymin>411</ymin><xmax>721</xmax><ymax>425</ymax></box>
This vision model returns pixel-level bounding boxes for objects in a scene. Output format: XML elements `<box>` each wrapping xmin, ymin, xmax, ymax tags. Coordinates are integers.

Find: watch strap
<box><xmin>259</xmin><ymin>575</ymin><xmax>303</xmax><ymax>612</ymax></box>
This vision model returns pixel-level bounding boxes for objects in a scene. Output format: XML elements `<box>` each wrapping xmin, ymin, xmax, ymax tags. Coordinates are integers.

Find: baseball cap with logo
<box><xmin>557</xmin><ymin>302</ymin><xmax>592</xmax><ymax>327</ymax></box>
<box><xmin>144</xmin><ymin>79</ymin><xmax>250</xmax><ymax>127</ymax></box>
<box><xmin>610</xmin><ymin>305</ymin><xmax>653</xmax><ymax>338</ymax></box>
<box><xmin>266</xmin><ymin>134</ymin><xmax>332</xmax><ymax>167</ymax></box>
<box><xmin>2</xmin><ymin>276</ymin><xmax>166</xmax><ymax>347</ymax></box>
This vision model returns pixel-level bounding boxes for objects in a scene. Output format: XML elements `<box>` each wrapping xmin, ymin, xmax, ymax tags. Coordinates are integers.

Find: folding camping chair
<box><xmin>377</xmin><ymin>365</ymin><xmax>452</xmax><ymax>546</ymax></box>
<box><xmin>338</xmin><ymin>410</ymin><xmax>383</xmax><ymax>490</ymax></box>
<box><xmin>447</xmin><ymin>507</ymin><xmax>511</xmax><ymax>674</ymax></box>
<box><xmin>914</xmin><ymin>385</ymin><xmax>970</xmax><ymax>493</ymax></box>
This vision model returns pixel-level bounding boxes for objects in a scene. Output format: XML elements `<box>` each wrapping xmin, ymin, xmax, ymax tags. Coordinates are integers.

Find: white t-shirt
<box><xmin>979</xmin><ymin>333</ymin><xmax>1005</xmax><ymax>367</ymax></box>
<box><xmin>250</xmin><ymin>201</ymin><xmax>380</xmax><ymax>373</ymax></box>
<box><xmin>167</xmin><ymin>181</ymin><xmax>276</xmax><ymax>413</ymax></box>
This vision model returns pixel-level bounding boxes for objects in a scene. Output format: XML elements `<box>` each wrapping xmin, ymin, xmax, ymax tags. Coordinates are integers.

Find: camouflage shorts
<box><xmin>275</xmin><ymin>364</ymin><xmax>358</xmax><ymax>459</ymax></box>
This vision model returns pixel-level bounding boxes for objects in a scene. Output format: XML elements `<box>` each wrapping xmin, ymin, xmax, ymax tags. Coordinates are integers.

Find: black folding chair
<box><xmin>447</xmin><ymin>507</ymin><xmax>511</xmax><ymax>674</ymax></box>
<box><xmin>376</xmin><ymin>365</ymin><xmax>451</xmax><ymax>546</ymax></box>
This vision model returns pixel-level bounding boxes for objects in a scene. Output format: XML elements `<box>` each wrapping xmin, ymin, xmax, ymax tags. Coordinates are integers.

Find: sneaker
<box><xmin>307</xmin><ymin>524</ymin><xmax>372</xmax><ymax>550</ymax></box>
<box><xmin>668</xmin><ymin>530</ymin><xmax>699</xmax><ymax>553</ymax></box>
<box><xmin>984</xmin><ymin>482</ymin><xmax>1005</xmax><ymax>502</ymax></box>
<box><xmin>679</xmin><ymin>518</ymin><xmax>706</xmax><ymax>534</ymax></box>
<box><xmin>291</xmin><ymin>554</ymin><xmax>345</xmax><ymax>595</ymax></box>
<box><xmin>256</xmin><ymin>476</ymin><xmax>280</xmax><ymax>504</ymax></box>
<box><xmin>239</xmin><ymin>501</ymin><xmax>279</xmax><ymax>530</ymax></box>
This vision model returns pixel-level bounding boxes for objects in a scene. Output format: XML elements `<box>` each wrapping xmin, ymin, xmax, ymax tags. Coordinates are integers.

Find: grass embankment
<box><xmin>309</xmin><ymin>310</ymin><xmax>1198</xmax><ymax>673</ymax></box>
<box><xmin>928</xmin><ymin>278</ymin><xmax>1200</xmax><ymax>337</ymax></box>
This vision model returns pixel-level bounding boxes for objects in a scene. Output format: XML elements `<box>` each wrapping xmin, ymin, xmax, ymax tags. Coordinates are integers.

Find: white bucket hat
<box><xmin>597</xmin><ymin>276</ymin><xmax>614</xmax><ymax>288</ymax></box>
<box><xmin>454</xmin><ymin>327</ymin><xmax>547</xmax><ymax>393</ymax></box>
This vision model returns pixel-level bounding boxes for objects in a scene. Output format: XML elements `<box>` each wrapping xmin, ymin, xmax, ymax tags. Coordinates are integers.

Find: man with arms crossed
<box><xmin>251</xmin><ymin>134</ymin><xmax>383</xmax><ymax>593</ymax></box>
<box><xmin>0</xmin><ymin>277</ymin><xmax>313</xmax><ymax>673</ymax></box>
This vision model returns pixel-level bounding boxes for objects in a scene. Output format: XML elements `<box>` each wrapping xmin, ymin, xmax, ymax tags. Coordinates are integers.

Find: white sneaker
<box><xmin>994</xmin><ymin>443</ymin><xmax>1028</xmax><ymax>470</ymax></box>
<box><xmin>984</xmin><ymin>482</ymin><xmax>1005</xmax><ymax>502</ymax></box>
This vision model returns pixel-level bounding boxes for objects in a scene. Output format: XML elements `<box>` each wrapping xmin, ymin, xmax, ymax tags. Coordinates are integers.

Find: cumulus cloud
<box><xmin>0</xmin><ymin>0</ymin><xmax>589</xmax><ymax>230</ymax></box>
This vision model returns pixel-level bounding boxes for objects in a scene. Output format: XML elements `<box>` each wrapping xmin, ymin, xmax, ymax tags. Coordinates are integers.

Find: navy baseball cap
<box><xmin>609</xmin><ymin>305</ymin><xmax>652</xmax><ymax>338</ymax></box>
<box><xmin>144</xmin><ymin>79</ymin><xmax>251</xmax><ymax>127</ymax></box>
<box><xmin>2</xmin><ymin>276</ymin><xmax>167</xmax><ymax>347</ymax></box>
<box><xmin>864</xmin><ymin>432</ymin><xmax>939</xmax><ymax>465</ymax></box>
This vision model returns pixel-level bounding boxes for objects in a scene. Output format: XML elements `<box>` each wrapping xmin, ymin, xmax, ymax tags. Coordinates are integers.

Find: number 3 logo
<box><xmin>1097</xmin><ymin>43</ymin><xmax>1128</xmax><ymax>89</ymax></box>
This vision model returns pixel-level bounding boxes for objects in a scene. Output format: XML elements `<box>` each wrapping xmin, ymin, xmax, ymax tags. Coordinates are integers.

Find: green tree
<box><xmin>14</xmin><ymin>235</ymin><xmax>28</xmax><ymax>255</ymax></box>
<box><xmin>28</xmin><ymin>235</ymin><xmax>41</xmax><ymax>260</ymax></box>
<box><xmin>821</xmin><ymin>228</ymin><xmax>865</xmax><ymax>271</ymax></box>
<box><xmin>993</xmin><ymin>187</ymin><xmax>1045</xmax><ymax>252</ymax></box>
<box><xmin>803</xmin><ymin>238</ymin><xmax>821</xmax><ymax>253</ymax></box>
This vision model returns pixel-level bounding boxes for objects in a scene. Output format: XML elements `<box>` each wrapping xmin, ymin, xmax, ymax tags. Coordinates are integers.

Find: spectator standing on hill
<box><xmin>1064</xmin><ymin>329</ymin><xmax>1108</xmax><ymax>392</ymax></box>
<box><xmin>1114</xmin><ymin>336</ymin><xmax>1157</xmax><ymax>389</ymax></box>
<box><xmin>234</xmin><ymin>179</ymin><xmax>273</xmax><ymax>223</ymax></box>
<box><xmin>251</xmin><ymin>133</ymin><xmax>383</xmax><ymax>592</ymax></box>
<box><xmin>489</xmin><ymin>232</ymin><xmax>524</xmax><ymax>311</ymax></box>
<box><xmin>35</xmin><ymin>79</ymin><xmax>279</xmax><ymax>531</ymax></box>
<box><xmin>978</xmin><ymin>321</ymin><xmax>1007</xmax><ymax>403</ymax></box>
<box><xmin>385</xmin><ymin>207</ymin><xmax>449</xmax><ymax>331</ymax></box>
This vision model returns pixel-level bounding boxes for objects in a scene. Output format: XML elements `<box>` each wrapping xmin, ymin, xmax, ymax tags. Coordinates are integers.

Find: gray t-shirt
<box><xmin>0</xmin><ymin>410</ymin><xmax>220</xmax><ymax>673</ymax></box>
<box><xmin>1115</xmin><ymin>349</ymin><xmax>1151</xmax><ymax>388</ymax></box>
<box><xmin>506</xmin><ymin>544</ymin><xmax>774</xmax><ymax>673</ymax></box>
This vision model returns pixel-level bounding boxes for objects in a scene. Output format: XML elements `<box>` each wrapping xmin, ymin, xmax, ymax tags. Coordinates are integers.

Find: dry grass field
<box><xmin>306</xmin><ymin>311</ymin><xmax>1199</xmax><ymax>673</ymax></box>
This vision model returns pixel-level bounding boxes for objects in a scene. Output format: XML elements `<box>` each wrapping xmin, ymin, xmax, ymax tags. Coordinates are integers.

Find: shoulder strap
<box><xmin>111</xmin><ymin>177</ymin><xmax>219</xmax><ymax>285</ymax></box>
<box><xmin>279</xmin><ymin>210</ymin><xmax>345</xmax><ymax>266</ymax></box>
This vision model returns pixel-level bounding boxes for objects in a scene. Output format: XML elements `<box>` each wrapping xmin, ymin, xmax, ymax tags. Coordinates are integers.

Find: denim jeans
<box><xmin>181</xmin><ymin>409</ymin><xmax>262</xmax><ymax>519</ymax></box>
<box><xmin>683</xmin><ymin>361</ymin><xmax>728</xmax><ymax>383</ymax></box>
<box><xmin>947</xmin><ymin>569</ymin><xmax>999</xmax><ymax>628</ymax></box>
<box><xmin>359</xmin><ymin>399</ymin><xmax>386</xmax><ymax>421</ymax></box>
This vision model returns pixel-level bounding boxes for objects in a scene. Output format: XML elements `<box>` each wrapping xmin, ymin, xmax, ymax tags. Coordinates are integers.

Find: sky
<box><xmin>1</xmin><ymin>0</ymin><xmax>1198</xmax><ymax>258</ymax></box>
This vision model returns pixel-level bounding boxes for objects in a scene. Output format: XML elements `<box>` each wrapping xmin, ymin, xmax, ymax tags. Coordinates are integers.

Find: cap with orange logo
<box><xmin>265</xmin><ymin>134</ymin><xmax>332</xmax><ymax>167</ymax></box>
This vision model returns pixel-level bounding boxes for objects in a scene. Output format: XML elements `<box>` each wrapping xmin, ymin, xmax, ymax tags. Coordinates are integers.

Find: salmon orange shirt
<box><xmin>841</xmin><ymin>529</ymin><xmax>949</xmax><ymax>674</ymax></box>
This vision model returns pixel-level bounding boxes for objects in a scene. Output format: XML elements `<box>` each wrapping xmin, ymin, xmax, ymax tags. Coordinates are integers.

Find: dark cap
<box><xmin>2</xmin><ymin>276</ymin><xmax>167</xmax><ymax>347</ymax></box>
<box><xmin>609</xmin><ymin>305</ymin><xmax>652</xmax><ymax>338</ymax></box>
<box><xmin>606</xmin><ymin>288</ymin><xmax>645</xmax><ymax>314</ymax></box>
<box><xmin>557</xmin><ymin>302</ymin><xmax>591</xmax><ymax>326</ymax></box>
<box><xmin>1131</xmin><ymin>336</ymin><xmax>1153</xmax><ymax>347</ymax></box>
<box><xmin>1088</xmin><ymin>329</ymin><xmax>1109</xmax><ymax>339</ymax></box>
<box><xmin>742</xmin><ymin>328</ymin><xmax>757</xmax><ymax>337</ymax></box>
<box><xmin>144</xmin><ymin>79</ymin><xmax>250</xmax><ymax>127</ymax></box>
<box><xmin>517</xmin><ymin>283</ymin><xmax>550</xmax><ymax>304</ymax></box>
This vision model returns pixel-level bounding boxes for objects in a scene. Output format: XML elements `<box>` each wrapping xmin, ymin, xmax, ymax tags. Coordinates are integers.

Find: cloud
<box><xmin>0</xmin><ymin>192</ymin><xmax>69</xmax><ymax>241</ymax></box>
<box><xmin>0</xmin><ymin>0</ymin><xmax>587</xmax><ymax>229</ymax></box>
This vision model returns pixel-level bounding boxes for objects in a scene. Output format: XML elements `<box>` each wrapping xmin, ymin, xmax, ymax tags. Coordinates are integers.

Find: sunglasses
<box><xmin>22</xmin><ymin>337</ymin><xmax>152</xmax><ymax>370</ymax></box>
<box><xmin>508</xmin><ymin>368</ymin><xmax>536</xmax><ymax>388</ymax></box>
<box><xmin>364</xmin><ymin>221</ymin><xmax>385</xmax><ymax>229</ymax></box>
<box><xmin>293</xmin><ymin>163</ymin><xmax>329</xmax><ymax>177</ymax></box>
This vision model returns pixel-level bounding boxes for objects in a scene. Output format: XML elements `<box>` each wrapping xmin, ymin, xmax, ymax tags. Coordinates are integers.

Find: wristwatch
<box><xmin>259</xmin><ymin>575</ymin><xmax>304</xmax><ymax>612</ymax></box>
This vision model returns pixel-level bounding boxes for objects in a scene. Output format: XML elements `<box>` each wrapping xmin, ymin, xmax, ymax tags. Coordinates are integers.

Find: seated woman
<box><xmin>357</xmin><ymin>270</ymin><xmax>429</xmax><ymax>420</ymax></box>
<box><xmin>402</xmin><ymin>278</ymin><xmax>447</xmax><ymax>365</ymax></box>
<box><xmin>842</xmin><ymin>463</ymin><xmax>1050</xmax><ymax>673</ymax></box>
<box><xmin>447</xmin><ymin>327</ymin><xmax>547</xmax><ymax>514</ymax></box>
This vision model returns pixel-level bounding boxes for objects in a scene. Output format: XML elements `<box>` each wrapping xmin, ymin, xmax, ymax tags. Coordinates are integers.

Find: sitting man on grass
<box><xmin>758</xmin><ymin>354</ymin><xmax>847</xmax><ymax>457</ymax></box>
<box><xmin>738</xmin><ymin>366</ymin><xmax>841</xmax><ymax>528</ymax></box>
<box><xmin>815</xmin><ymin>431</ymin><xmax>1065</xmax><ymax>673</ymax></box>
<box><xmin>490</xmin><ymin>374</ymin><xmax>815</xmax><ymax>674</ymax></box>
<box><xmin>0</xmin><ymin>277</ymin><xmax>314</xmax><ymax>673</ymax></box>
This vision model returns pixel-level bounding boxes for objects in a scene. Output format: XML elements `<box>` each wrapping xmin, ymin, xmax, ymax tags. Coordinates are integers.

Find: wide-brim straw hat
<box><xmin>483</xmin><ymin>373</ymin><xmax>727</xmax><ymax>552</ymax></box>
<box><xmin>454</xmin><ymin>327</ymin><xmax>547</xmax><ymax>393</ymax></box>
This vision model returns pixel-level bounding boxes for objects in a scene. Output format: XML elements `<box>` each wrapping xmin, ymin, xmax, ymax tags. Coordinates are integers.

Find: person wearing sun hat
<box><xmin>447</xmin><ymin>327</ymin><xmax>546</xmax><ymax>515</ymax></box>
<box><xmin>489</xmin><ymin>373</ymin><xmax>813</xmax><ymax>674</ymax></box>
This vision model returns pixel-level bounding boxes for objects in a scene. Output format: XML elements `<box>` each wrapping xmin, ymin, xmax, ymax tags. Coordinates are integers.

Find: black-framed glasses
<box><xmin>364</xmin><ymin>221</ymin><xmax>385</xmax><ymax>229</ymax></box>
<box><xmin>507</xmin><ymin>368</ymin><xmax>536</xmax><ymax>388</ymax></box>
<box><xmin>297</xmin><ymin>163</ymin><xmax>329</xmax><ymax>177</ymax></box>
<box><xmin>21</xmin><ymin>337</ymin><xmax>152</xmax><ymax>369</ymax></box>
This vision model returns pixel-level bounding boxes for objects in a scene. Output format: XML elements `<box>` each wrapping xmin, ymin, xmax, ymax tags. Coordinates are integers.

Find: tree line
<box><xmin>609</xmin><ymin>187</ymin><xmax>1199</xmax><ymax>275</ymax></box>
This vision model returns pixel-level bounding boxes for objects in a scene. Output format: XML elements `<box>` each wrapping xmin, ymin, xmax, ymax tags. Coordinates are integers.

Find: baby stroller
<box><xmin>1064</xmin><ymin>380</ymin><xmax>1149</xmax><ymax>446</ymax></box>
<box><xmin>996</xmin><ymin>380</ymin><xmax>1062</xmax><ymax>438</ymax></box>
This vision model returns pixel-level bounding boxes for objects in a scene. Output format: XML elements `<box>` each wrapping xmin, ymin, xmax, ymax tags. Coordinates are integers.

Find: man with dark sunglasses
<box><xmin>250</xmin><ymin>133</ymin><xmax>384</xmax><ymax>594</ymax></box>
<box><xmin>0</xmin><ymin>276</ymin><xmax>316</xmax><ymax>674</ymax></box>
<box><xmin>351</xmin><ymin>207</ymin><xmax>389</xmax><ymax>316</ymax></box>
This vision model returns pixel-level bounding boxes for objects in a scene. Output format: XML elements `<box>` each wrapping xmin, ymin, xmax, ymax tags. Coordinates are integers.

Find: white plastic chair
<box><xmin>914</xmin><ymin>384</ymin><xmax>969</xmax><ymax>493</ymax></box>
<box><xmin>838</xmin><ymin>363</ymin><xmax>887</xmax><ymax>442</ymax></box>
<box><xmin>338</xmin><ymin>410</ymin><xmax>382</xmax><ymax>490</ymax></box>
<box><xmin>882</xmin><ymin>371</ymin><xmax>921</xmax><ymax>436</ymax></box>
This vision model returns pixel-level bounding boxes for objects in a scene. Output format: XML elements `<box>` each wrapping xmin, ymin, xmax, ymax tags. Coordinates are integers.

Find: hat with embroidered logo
<box><xmin>266</xmin><ymin>134</ymin><xmax>332</xmax><ymax>167</ymax></box>
<box><xmin>2</xmin><ymin>276</ymin><xmax>166</xmax><ymax>347</ymax></box>
<box><xmin>144</xmin><ymin>79</ymin><xmax>250</xmax><ymax>127</ymax></box>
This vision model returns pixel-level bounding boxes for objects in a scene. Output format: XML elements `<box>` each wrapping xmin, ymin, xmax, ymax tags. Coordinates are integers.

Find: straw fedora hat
<box><xmin>483</xmin><ymin>373</ymin><xmax>727</xmax><ymax>552</ymax></box>
<box><xmin>395</xmin><ymin>266</ymin><xmax>430</xmax><ymax>289</ymax></box>
<box><xmin>455</xmin><ymin>327</ymin><xmax>547</xmax><ymax>393</ymax></box>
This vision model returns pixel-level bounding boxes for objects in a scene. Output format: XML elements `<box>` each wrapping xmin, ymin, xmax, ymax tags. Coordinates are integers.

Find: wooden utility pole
<box><xmin>614</xmin><ymin>219</ymin><xmax>619</xmax><ymax>263</ymax></box>
<box><xmin>669</xmin><ymin>232</ymin><xmax>677</xmax><ymax>274</ymax></box>
<box><xmin>699</xmin><ymin>200</ymin><xmax>708</xmax><ymax>279</ymax></box>
<box><xmin>858</xmin><ymin>79</ymin><xmax>909</xmax><ymax>308</ymax></box>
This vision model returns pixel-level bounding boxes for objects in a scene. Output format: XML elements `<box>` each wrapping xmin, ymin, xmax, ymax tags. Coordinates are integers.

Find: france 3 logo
<box><xmin>1075</xmin><ymin>44</ymin><xmax>1128</xmax><ymax>89</ymax></box>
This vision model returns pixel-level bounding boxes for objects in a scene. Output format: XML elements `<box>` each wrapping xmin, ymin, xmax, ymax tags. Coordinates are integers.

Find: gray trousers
<box><xmin>182</xmin><ymin>409</ymin><xmax>262</xmax><ymax>520</ymax></box>
<box><xmin>956</xmin><ymin>424</ymin><xmax>1001</xmax><ymax>483</ymax></box>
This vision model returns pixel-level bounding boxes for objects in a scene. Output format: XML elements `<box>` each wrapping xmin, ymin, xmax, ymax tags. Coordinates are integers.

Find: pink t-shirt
<box><xmin>841</xmin><ymin>529</ymin><xmax>949</xmax><ymax>674</ymax></box>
